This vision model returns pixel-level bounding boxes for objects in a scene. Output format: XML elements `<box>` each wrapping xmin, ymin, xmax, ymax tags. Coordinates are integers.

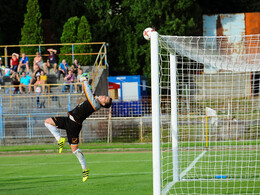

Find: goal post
<box><xmin>151</xmin><ymin>31</ymin><xmax>161</xmax><ymax>195</ymax></box>
<box><xmin>151</xmin><ymin>32</ymin><xmax>260</xmax><ymax>194</ymax></box>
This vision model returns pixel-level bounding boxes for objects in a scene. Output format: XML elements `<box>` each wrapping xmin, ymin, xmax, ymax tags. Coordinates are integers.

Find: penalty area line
<box><xmin>162</xmin><ymin>150</ymin><xmax>207</xmax><ymax>195</ymax></box>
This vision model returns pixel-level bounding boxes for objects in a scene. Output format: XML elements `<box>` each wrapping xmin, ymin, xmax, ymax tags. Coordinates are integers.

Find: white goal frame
<box><xmin>151</xmin><ymin>31</ymin><xmax>260</xmax><ymax>195</ymax></box>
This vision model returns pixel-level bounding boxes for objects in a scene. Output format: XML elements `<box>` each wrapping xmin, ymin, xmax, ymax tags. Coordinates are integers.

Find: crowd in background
<box><xmin>0</xmin><ymin>49</ymin><xmax>87</xmax><ymax>94</ymax></box>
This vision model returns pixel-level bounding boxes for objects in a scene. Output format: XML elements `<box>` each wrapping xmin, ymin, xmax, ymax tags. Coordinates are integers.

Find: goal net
<box><xmin>151</xmin><ymin>32</ymin><xmax>260</xmax><ymax>194</ymax></box>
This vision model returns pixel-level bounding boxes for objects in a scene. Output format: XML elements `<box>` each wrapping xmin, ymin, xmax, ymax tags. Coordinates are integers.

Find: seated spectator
<box><xmin>44</xmin><ymin>48</ymin><xmax>58</xmax><ymax>73</ymax></box>
<box><xmin>57</xmin><ymin>59</ymin><xmax>68</xmax><ymax>80</ymax></box>
<box><xmin>33</xmin><ymin>52</ymin><xmax>44</xmax><ymax>70</ymax></box>
<box><xmin>62</xmin><ymin>70</ymin><xmax>75</xmax><ymax>93</ymax></box>
<box><xmin>34</xmin><ymin>71</ymin><xmax>47</xmax><ymax>94</ymax></box>
<box><xmin>74</xmin><ymin>68</ymin><xmax>83</xmax><ymax>93</ymax></box>
<box><xmin>10</xmin><ymin>53</ymin><xmax>19</xmax><ymax>72</ymax></box>
<box><xmin>10</xmin><ymin>72</ymin><xmax>20</xmax><ymax>94</ymax></box>
<box><xmin>19</xmin><ymin>71</ymin><xmax>31</xmax><ymax>93</ymax></box>
<box><xmin>71</xmin><ymin>59</ymin><xmax>81</xmax><ymax>77</ymax></box>
<box><xmin>29</xmin><ymin>64</ymin><xmax>43</xmax><ymax>93</ymax></box>
<box><xmin>18</xmin><ymin>53</ymin><xmax>30</xmax><ymax>75</ymax></box>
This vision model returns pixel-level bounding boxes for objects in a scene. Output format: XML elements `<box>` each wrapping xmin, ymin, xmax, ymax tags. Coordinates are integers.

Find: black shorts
<box><xmin>52</xmin><ymin>116</ymin><xmax>82</xmax><ymax>145</ymax></box>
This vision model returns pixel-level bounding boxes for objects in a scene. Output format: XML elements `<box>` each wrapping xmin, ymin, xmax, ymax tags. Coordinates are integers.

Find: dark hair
<box><xmin>102</xmin><ymin>97</ymin><xmax>112</xmax><ymax>108</ymax></box>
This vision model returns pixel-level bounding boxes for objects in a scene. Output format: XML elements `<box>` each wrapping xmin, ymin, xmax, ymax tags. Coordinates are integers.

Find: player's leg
<box><xmin>44</xmin><ymin>118</ymin><xmax>61</xmax><ymax>141</ymax></box>
<box><xmin>45</xmin><ymin>117</ymin><xmax>66</xmax><ymax>153</ymax></box>
<box><xmin>71</xmin><ymin>144</ymin><xmax>89</xmax><ymax>182</ymax></box>
<box><xmin>66</xmin><ymin>121</ymin><xmax>89</xmax><ymax>182</ymax></box>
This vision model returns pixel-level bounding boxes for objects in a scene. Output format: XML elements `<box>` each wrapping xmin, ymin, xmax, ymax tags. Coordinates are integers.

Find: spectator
<box><xmin>10</xmin><ymin>53</ymin><xmax>19</xmax><ymax>72</ymax></box>
<box><xmin>33</xmin><ymin>74</ymin><xmax>44</xmax><ymax>94</ymax></box>
<box><xmin>71</xmin><ymin>59</ymin><xmax>81</xmax><ymax>77</ymax></box>
<box><xmin>57</xmin><ymin>59</ymin><xmax>68</xmax><ymax>80</ymax></box>
<box><xmin>44</xmin><ymin>48</ymin><xmax>58</xmax><ymax>73</ymax></box>
<box><xmin>33</xmin><ymin>52</ymin><xmax>44</xmax><ymax>69</ymax></box>
<box><xmin>39</xmin><ymin>70</ymin><xmax>47</xmax><ymax>93</ymax></box>
<box><xmin>62</xmin><ymin>70</ymin><xmax>75</xmax><ymax>93</ymax></box>
<box><xmin>74</xmin><ymin>68</ymin><xmax>83</xmax><ymax>93</ymax></box>
<box><xmin>18</xmin><ymin>53</ymin><xmax>30</xmax><ymax>75</ymax></box>
<box><xmin>19</xmin><ymin>71</ymin><xmax>31</xmax><ymax>94</ymax></box>
<box><xmin>10</xmin><ymin>72</ymin><xmax>20</xmax><ymax>94</ymax></box>
<box><xmin>29</xmin><ymin>64</ymin><xmax>43</xmax><ymax>93</ymax></box>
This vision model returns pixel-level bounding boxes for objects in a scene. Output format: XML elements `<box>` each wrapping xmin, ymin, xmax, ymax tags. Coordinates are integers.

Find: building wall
<box><xmin>193</xmin><ymin>72</ymin><xmax>252</xmax><ymax>99</ymax></box>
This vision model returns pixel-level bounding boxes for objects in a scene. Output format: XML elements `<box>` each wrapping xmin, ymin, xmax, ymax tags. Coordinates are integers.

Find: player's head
<box><xmin>98</xmin><ymin>96</ymin><xmax>112</xmax><ymax>108</ymax></box>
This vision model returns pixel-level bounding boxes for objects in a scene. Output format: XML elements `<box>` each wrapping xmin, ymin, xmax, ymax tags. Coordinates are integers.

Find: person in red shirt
<box><xmin>10</xmin><ymin>53</ymin><xmax>19</xmax><ymax>72</ymax></box>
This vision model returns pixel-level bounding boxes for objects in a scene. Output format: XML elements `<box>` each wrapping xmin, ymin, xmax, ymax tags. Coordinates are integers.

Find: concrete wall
<box><xmin>191</xmin><ymin>72</ymin><xmax>252</xmax><ymax>99</ymax></box>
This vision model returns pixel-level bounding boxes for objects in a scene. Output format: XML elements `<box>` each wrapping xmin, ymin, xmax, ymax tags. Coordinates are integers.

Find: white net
<box><xmin>157</xmin><ymin>34</ymin><xmax>260</xmax><ymax>194</ymax></box>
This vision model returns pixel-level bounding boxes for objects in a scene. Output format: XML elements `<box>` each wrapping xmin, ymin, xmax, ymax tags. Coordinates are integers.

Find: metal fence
<box><xmin>0</xmin><ymin>87</ymin><xmax>152</xmax><ymax>145</ymax></box>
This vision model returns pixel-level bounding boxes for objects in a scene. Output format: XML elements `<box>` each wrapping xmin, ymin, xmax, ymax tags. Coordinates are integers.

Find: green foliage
<box><xmin>85</xmin><ymin>0</ymin><xmax>201</xmax><ymax>82</ymax></box>
<box><xmin>75</xmin><ymin>16</ymin><xmax>93</xmax><ymax>65</ymax></box>
<box><xmin>0</xmin><ymin>0</ymin><xmax>27</xmax><ymax>45</ymax></box>
<box><xmin>3</xmin><ymin>0</ymin><xmax>260</xmax><ymax>81</ymax></box>
<box><xmin>49</xmin><ymin>0</ymin><xmax>87</xmax><ymax>42</ymax></box>
<box><xmin>19</xmin><ymin>0</ymin><xmax>43</xmax><ymax>59</ymax></box>
<box><xmin>60</xmin><ymin>16</ymin><xmax>80</xmax><ymax>64</ymax></box>
<box><xmin>60</xmin><ymin>16</ymin><xmax>92</xmax><ymax>65</ymax></box>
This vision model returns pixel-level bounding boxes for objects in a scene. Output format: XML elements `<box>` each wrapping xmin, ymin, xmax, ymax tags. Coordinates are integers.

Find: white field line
<box><xmin>0</xmin><ymin>171</ymin><xmax>152</xmax><ymax>179</ymax></box>
<box><xmin>0</xmin><ymin>159</ymin><xmax>152</xmax><ymax>167</ymax></box>
<box><xmin>162</xmin><ymin>150</ymin><xmax>207</xmax><ymax>195</ymax></box>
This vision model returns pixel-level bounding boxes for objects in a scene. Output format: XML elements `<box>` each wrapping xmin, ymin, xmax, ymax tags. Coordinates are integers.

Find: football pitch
<box><xmin>0</xmin><ymin>144</ymin><xmax>259</xmax><ymax>195</ymax></box>
<box><xmin>0</xmin><ymin>151</ymin><xmax>153</xmax><ymax>195</ymax></box>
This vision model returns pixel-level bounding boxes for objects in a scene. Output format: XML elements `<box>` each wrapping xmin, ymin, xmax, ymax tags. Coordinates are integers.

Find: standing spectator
<box><xmin>33</xmin><ymin>74</ymin><xmax>42</xmax><ymax>93</ymax></box>
<box><xmin>19</xmin><ymin>71</ymin><xmax>31</xmax><ymax>93</ymax></box>
<box><xmin>57</xmin><ymin>59</ymin><xmax>68</xmax><ymax>80</ymax></box>
<box><xmin>29</xmin><ymin>64</ymin><xmax>43</xmax><ymax>93</ymax></box>
<box><xmin>39</xmin><ymin>70</ymin><xmax>47</xmax><ymax>93</ymax></box>
<box><xmin>18</xmin><ymin>53</ymin><xmax>30</xmax><ymax>75</ymax></box>
<box><xmin>71</xmin><ymin>59</ymin><xmax>81</xmax><ymax>77</ymax></box>
<box><xmin>10</xmin><ymin>53</ymin><xmax>19</xmax><ymax>72</ymax></box>
<box><xmin>10</xmin><ymin>72</ymin><xmax>20</xmax><ymax>94</ymax></box>
<box><xmin>33</xmin><ymin>52</ymin><xmax>44</xmax><ymax>69</ymax></box>
<box><xmin>74</xmin><ymin>68</ymin><xmax>83</xmax><ymax>93</ymax></box>
<box><xmin>44</xmin><ymin>48</ymin><xmax>58</xmax><ymax>73</ymax></box>
<box><xmin>62</xmin><ymin>70</ymin><xmax>75</xmax><ymax>93</ymax></box>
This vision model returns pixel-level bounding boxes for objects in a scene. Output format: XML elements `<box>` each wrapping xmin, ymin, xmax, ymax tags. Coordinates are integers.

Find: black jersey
<box><xmin>68</xmin><ymin>80</ymin><xmax>101</xmax><ymax>124</ymax></box>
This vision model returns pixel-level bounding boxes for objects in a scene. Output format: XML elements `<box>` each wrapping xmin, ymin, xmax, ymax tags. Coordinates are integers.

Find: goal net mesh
<box><xmin>158</xmin><ymin>34</ymin><xmax>260</xmax><ymax>194</ymax></box>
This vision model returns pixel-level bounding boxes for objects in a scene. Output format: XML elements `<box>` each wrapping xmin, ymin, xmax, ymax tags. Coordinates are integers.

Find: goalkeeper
<box><xmin>44</xmin><ymin>74</ymin><xmax>112</xmax><ymax>182</ymax></box>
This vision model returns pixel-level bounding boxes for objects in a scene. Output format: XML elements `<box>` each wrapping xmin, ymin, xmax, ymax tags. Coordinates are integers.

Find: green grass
<box><xmin>162</xmin><ymin>149</ymin><xmax>260</xmax><ymax>194</ymax></box>
<box><xmin>0</xmin><ymin>152</ymin><xmax>153</xmax><ymax>195</ymax></box>
<box><xmin>0</xmin><ymin>144</ymin><xmax>259</xmax><ymax>194</ymax></box>
<box><xmin>0</xmin><ymin>143</ymin><xmax>152</xmax><ymax>153</ymax></box>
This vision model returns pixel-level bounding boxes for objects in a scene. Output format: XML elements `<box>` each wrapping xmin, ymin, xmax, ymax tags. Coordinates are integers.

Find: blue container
<box><xmin>109</xmin><ymin>75</ymin><xmax>148</xmax><ymax>117</ymax></box>
<box><xmin>215</xmin><ymin>175</ymin><xmax>227</xmax><ymax>179</ymax></box>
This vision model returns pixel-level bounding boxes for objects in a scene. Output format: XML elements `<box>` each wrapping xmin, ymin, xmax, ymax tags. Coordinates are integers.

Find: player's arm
<box><xmin>82</xmin><ymin>80</ymin><xmax>100</xmax><ymax>111</ymax></box>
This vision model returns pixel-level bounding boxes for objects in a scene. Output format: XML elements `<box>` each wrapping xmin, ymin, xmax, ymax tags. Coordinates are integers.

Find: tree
<box><xmin>49</xmin><ymin>0</ymin><xmax>87</xmax><ymax>42</ymax></box>
<box><xmin>85</xmin><ymin>0</ymin><xmax>201</xmax><ymax>79</ymax></box>
<box><xmin>20</xmin><ymin>0</ymin><xmax>44</xmax><ymax>58</ymax></box>
<box><xmin>0</xmin><ymin>0</ymin><xmax>27</xmax><ymax>46</ymax></box>
<box><xmin>60</xmin><ymin>16</ymin><xmax>80</xmax><ymax>64</ymax></box>
<box><xmin>75</xmin><ymin>16</ymin><xmax>93</xmax><ymax>66</ymax></box>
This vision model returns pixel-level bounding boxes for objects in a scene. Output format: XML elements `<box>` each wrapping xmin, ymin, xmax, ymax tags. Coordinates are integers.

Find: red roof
<box><xmin>109</xmin><ymin>82</ymin><xmax>120</xmax><ymax>89</ymax></box>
